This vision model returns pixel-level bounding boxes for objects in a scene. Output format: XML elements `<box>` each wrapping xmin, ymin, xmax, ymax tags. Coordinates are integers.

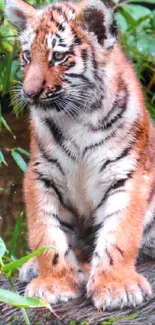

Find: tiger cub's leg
<box><xmin>23</xmin><ymin>168</ymin><xmax>85</xmax><ymax>304</ymax></box>
<box><xmin>87</xmin><ymin>172</ymin><xmax>152</xmax><ymax>310</ymax></box>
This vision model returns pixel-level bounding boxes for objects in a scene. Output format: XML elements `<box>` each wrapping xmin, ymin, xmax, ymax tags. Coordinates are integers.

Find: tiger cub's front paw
<box><xmin>87</xmin><ymin>270</ymin><xmax>152</xmax><ymax>311</ymax></box>
<box><xmin>25</xmin><ymin>268</ymin><xmax>85</xmax><ymax>304</ymax></box>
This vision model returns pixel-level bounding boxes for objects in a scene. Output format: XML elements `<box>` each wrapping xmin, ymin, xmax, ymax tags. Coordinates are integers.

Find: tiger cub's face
<box><xmin>5</xmin><ymin>0</ymin><xmax>117</xmax><ymax>115</ymax></box>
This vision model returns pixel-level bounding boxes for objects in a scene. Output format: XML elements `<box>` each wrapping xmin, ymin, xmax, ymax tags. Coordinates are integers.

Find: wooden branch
<box><xmin>1</xmin><ymin>262</ymin><xmax>155</xmax><ymax>325</ymax></box>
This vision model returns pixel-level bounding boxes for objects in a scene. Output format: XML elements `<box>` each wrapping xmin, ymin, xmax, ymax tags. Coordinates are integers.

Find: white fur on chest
<box><xmin>31</xmin><ymin>105</ymin><xmax>138</xmax><ymax>218</ymax></box>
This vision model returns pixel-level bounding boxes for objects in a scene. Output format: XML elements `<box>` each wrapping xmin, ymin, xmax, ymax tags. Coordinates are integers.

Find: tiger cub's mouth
<box><xmin>21</xmin><ymin>88</ymin><xmax>64</xmax><ymax>111</ymax></box>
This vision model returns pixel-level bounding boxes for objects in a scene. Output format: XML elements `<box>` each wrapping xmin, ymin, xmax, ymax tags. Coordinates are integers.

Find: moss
<box><xmin>68</xmin><ymin>321</ymin><xmax>88</xmax><ymax>325</ymax></box>
<box><xmin>101</xmin><ymin>313</ymin><xmax>137</xmax><ymax>325</ymax></box>
<box><xmin>121</xmin><ymin>313</ymin><xmax>137</xmax><ymax>320</ymax></box>
<box><xmin>101</xmin><ymin>318</ymin><xmax>119</xmax><ymax>325</ymax></box>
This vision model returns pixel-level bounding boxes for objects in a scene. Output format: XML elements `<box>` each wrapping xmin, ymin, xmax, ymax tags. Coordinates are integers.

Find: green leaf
<box><xmin>123</xmin><ymin>4</ymin><xmax>151</xmax><ymax>21</ymax></box>
<box><xmin>11</xmin><ymin>150</ymin><xmax>27</xmax><ymax>172</ymax></box>
<box><xmin>2</xmin><ymin>245</ymin><xmax>55</xmax><ymax>273</ymax></box>
<box><xmin>0</xmin><ymin>237</ymin><xmax>6</xmax><ymax>258</ymax></box>
<box><xmin>119</xmin><ymin>7</ymin><xmax>136</xmax><ymax>27</ymax></box>
<box><xmin>127</xmin><ymin>0</ymin><xmax>155</xmax><ymax>4</ymax></box>
<box><xmin>0</xmin><ymin>150</ymin><xmax>8</xmax><ymax>166</ymax></box>
<box><xmin>1</xmin><ymin>116</ymin><xmax>16</xmax><ymax>138</ymax></box>
<box><xmin>15</xmin><ymin>147</ymin><xmax>30</xmax><ymax>157</ymax></box>
<box><xmin>9</xmin><ymin>212</ymin><xmax>24</xmax><ymax>256</ymax></box>
<box><xmin>0</xmin><ymin>288</ymin><xmax>52</xmax><ymax>309</ymax></box>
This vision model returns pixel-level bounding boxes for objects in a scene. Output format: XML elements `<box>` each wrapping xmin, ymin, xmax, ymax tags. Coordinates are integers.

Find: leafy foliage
<box><xmin>0</xmin><ymin>236</ymin><xmax>55</xmax><ymax>325</ymax></box>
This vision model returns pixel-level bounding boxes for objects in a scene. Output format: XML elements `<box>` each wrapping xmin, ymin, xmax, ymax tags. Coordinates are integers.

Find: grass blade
<box><xmin>2</xmin><ymin>245</ymin><xmax>55</xmax><ymax>273</ymax></box>
<box><xmin>8</xmin><ymin>212</ymin><xmax>24</xmax><ymax>257</ymax></box>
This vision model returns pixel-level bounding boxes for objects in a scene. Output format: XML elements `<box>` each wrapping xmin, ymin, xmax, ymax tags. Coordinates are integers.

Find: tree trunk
<box><xmin>1</xmin><ymin>262</ymin><xmax>155</xmax><ymax>325</ymax></box>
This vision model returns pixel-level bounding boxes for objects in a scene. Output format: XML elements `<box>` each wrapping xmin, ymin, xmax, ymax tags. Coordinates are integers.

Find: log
<box><xmin>1</xmin><ymin>262</ymin><xmax>155</xmax><ymax>325</ymax></box>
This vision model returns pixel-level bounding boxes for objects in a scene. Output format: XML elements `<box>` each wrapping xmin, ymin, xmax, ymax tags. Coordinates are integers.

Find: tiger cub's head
<box><xmin>5</xmin><ymin>0</ymin><xmax>117</xmax><ymax>115</ymax></box>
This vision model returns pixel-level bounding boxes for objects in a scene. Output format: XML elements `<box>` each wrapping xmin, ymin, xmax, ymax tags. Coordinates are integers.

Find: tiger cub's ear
<box><xmin>5</xmin><ymin>0</ymin><xmax>36</xmax><ymax>30</ymax></box>
<box><xmin>77</xmin><ymin>0</ymin><xmax>117</xmax><ymax>49</ymax></box>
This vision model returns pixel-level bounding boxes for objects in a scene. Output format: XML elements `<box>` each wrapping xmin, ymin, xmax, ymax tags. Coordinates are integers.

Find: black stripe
<box><xmin>37</xmin><ymin>141</ymin><xmax>65</xmax><ymax>176</ymax></box>
<box><xmin>82</xmin><ymin>139</ymin><xmax>104</xmax><ymax>157</ymax></box>
<box><xmin>45</xmin><ymin>118</ymin><xmax>63</xmax><ymax>145</ymax></box>
<box><xmin>71</xmin><ymin>27</ymin><xmax>82</xmax><ymax>45</ymax></box>
<box><xmin>53</xmin><ymin>5</ymin><xmax>69</xmax><ymax>22</ymax></box>
<box><xmin>51</xmin><ymin>212</ymin><xmax>74</xmax><ymax>231</ymax></box>
<box><xmin>64</xmin><ymin>247</ymin><xmax>71</xmax><ymax>256</ymax></box>
<box><xmin>91</xmin><ymin>46</ymin><xmax>102</xmax><ymax>83</ymax></box>
<box><xmin>59</xmin><ymin>220</ymin><xmax>74</xmax><ymax>231</ymax></box>
<box><xmin>105</xmin><ymin>248</ymin><xmax>113</xmax><ymax>266</ymax></box>
<box><xmin>94</xmin><ymin>251</ymin><xmax>100</xmax><ymax>259</ymax></box>
<box><xmin>147</xmin><ymin>181</ymin><xmax>155</xmax><ymax>204</ymax></box>
<box><xmin>103</xmin><ymin>106</ymin><xmax>125</xmax><ymax>130</ymax></box>
<box><xmin>65</xmin><ymin>61</ymin><xmax>76</xmax><ymax>71</ymax></box>
<box><xmin>91</xmin><ymin>85</ymin><xmax>128</xmax><ymax>131</ymax></box>
<box><xmin>83</xmin><ymin>119</ymin><xmax>135</xmax><ymax>157</ymax></box>
<box><xmin>65</xmin><ymin>73</ymin><xmax>94</xmax><ymax>87</ymax></box>
<box><xmin>96</xmin><ymin>174</ymin><xmax>133</xmax><ymax>211</ymax></box>
<box><xmin>100</xmin><ymin>145</ymin><xmax>132</xmax><ymax>172</ymax></box>
<box><xmin>33</xmin><ymin>161</ymin><xmax>40</xmax><ymax>167</ymax></box>
<box><xmin>56</xmin><ymin>22</ymin><xmax>65</xmax><ymax>32</ymax></box>
<box><xmin>36</xmin><ymin>171</ymin><xmax>78</xmax><ymax>217</ymax></box>
<box><xmin>115</xmin><ymin>245</ymin><xmax>124</xmax><ymax>257</ymax></box>
<box><xmin>44</xmin><ymin>118</ymin><xmax>76</xmax><ymax>160</ymax></box>
<box><xmin>52</xmin><ymin>253</ymin><xmax>59</xmax><ymax>265</ymax></box>
<box><xmin>36</xmin><ymin>172</ymin><xmax>64</xmax><ymax>205</ymax></box>
<box><xmin>81</xmin><ymin>48</ymin><xmax>88</xmax><ymax>71</ymax></box>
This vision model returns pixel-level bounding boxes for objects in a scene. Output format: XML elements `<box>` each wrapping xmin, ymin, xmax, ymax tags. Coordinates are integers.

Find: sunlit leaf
<box><xmin>0</xmin><ymin>288</ymin><xmax>52</xmax><ymax>310</ymax></box>
<box><xmin>15</xmin><ymin>147</ymin><xmax>30</xmax><ymax>157</ymax></box>
<box><xmin>1</xmin><ymin>116</ymin><xmax>16</xmax><ymax>138</ymax></box>
<box><xmin>11</xmin><ymin>150</ymin><xmax>27</xmax><ymax>172</ymax></box>
<box><xmin>0</xmin><ymin>150</ymin><xmax>8</xmax><ymax>166</ymax></box>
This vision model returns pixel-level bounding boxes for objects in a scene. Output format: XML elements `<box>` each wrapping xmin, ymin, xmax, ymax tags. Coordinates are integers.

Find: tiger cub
<box><xmin>5</xmin><ymin>0</ymin><xmax>155</xmax><ymax>311</ymax></box>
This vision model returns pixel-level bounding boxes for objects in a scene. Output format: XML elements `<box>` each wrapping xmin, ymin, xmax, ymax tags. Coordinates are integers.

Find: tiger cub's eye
<box><xmin>53</xmin><ymin>52</ymin><xmax>66</xmax><ymax>61</ymax></box>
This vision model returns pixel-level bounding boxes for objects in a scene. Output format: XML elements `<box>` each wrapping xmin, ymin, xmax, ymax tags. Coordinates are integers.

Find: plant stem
<box><xmin>21</xmin><ymin>308</ymin><xmax>31</xmax><ymax>325</ymax></box>
<box><xmin>8</xmin><ymin>275</ymin><xmax>31</xmax><ymax>325</ymax></box>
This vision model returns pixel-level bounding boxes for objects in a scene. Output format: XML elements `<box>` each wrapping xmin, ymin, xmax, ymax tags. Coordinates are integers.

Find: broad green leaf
<box><xmin>1</xmin><ymin>116</ymin><xmax>16</xmax><ymax>138</ymax></box>
<box><xmin>11</xmin><ymin>150</ymin><xmax>27</xmax><ymax>172</ymax></box>
<box><xmin>2</xmin><ymin>245</ymin><xmax>55</xmax><ymax>273</ymax></box>
<box><xmin>15</xmin><ymin>147</ymin><xmax>30</xmax><ymax>157</ymax></box>
<box><xmin>0</xmin><ymin>150</ymin><xmax>8</xmax><ymax>166</ymax></box>
<box><xmin>0</xmin><ymin>237</ymin><xmax>6</xmax><ymax>258</ymax></box>
<box><xmin>123</xmin><ymin>4</ymin><xmax>151</xmax><ymax>21</ymax></box>
<box><xmin>0</xmin><ymin>288</ymin><xmax>52</xmax><ymax>310</ymax></box>
<box><xmin>137</xmin><ymin>35</ymin><xmax>155</xmax><ymax>57</ymax></box>
<box><xmin>9</xmin><ymin>212</ymin><xmax>24</xmax><ymax>256</ymax></box>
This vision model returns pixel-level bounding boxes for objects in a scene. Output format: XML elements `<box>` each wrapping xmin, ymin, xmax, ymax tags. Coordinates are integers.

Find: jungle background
<box><xmin>0</xmin><ymin>0</ymin><xmax>155</xmax><ymax>296</ymax></box>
